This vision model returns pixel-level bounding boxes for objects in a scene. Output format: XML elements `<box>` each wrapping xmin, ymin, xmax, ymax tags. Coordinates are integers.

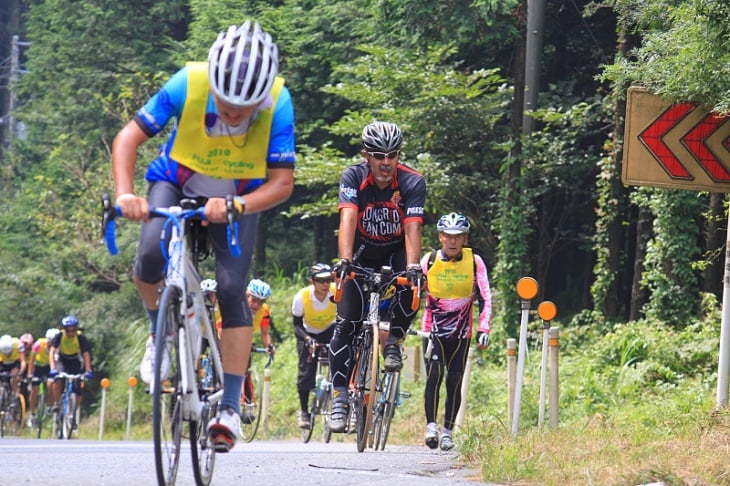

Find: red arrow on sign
<box><xmin>680</xmin><ymin>113</ymin><xmax>730</xmax><ymax>182</ymax></box>
<box><xmin>638</xmin><ymin>103</ymin><xmax>694</xmax><ymax>179</ymax></box>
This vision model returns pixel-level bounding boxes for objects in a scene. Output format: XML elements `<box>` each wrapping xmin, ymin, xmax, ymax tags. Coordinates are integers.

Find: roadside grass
<box><xmin>70</xmin><ymin>280</ymin><xmax>730</xmax><ymax>484</ymax></box>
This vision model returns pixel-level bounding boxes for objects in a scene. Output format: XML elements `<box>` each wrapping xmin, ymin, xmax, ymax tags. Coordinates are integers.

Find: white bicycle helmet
<box><xmin>201</xmin><ymin>279</ymin><xmax>218</xmax><ymax>293</ymax></box>
<box><xmin>46</xmin><ymin>328</ymin><xmax>60</xmax><ymax>341</ymax></box>
<box><xmin>208</xmin><ymin>20</ymin><xmax>279</xmax><ymax>107</ymax></box>
<box><xmin>0</xmin><ymin>335</ymin><xmax>13</xmax><ymax>355</ymax></box>
<box><xmin>361</xmin><ymin>122</ymin><xmax>403</xmax><ymax>153</ymax></box>
<box><xmin>437</xmin><ymin>212</ymin><xmax>470</xmax><ymax>235</ymax></box>
<box><xmin>247</xmin><ymin>279</ymin><xmax>271</xmax><ymax>300</ymax></box>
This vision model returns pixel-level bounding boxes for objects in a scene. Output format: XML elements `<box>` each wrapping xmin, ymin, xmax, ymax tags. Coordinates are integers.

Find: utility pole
<box><xmin>8</xmin><ymin>35</ymin><xmax>30</xmax><ymax>153</ymax></box>
<box><xmin>523</xmin><ymin>0</ymin><xmax>546</xmax><ymax>135</ymax></box>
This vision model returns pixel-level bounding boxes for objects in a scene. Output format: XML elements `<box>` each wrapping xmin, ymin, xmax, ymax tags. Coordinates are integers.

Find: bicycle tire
<box><xmin>321</xmin><ymin>384</ymin><xmax>332</xmax><ymax>443</ymax></box>
<box><xmin>153</xmin><ymin>285</ymin><xmax>183</xmax><ymax>486</ymax></box>
<box><xmin>63</xmin><ymin>392</ymin><xmax>76</xmax><ymax>440</ymax></box>
<box><xmin>367</xmin><ymin>324</ymin><xmax>380</xmax><ymax>449</ymax></box>
<box><xmin>1</xmin><ymin>394</ymin><xmax>23</xmax><ymax>436</ymax></box>
<box><xmin>301</xmin><ymin>391</ymin><xmax>316</xmax><ymax>443</ymax></box>
<box><xmin>354</xmin><ymin>327</ymin><xmax>374</xmax><ymax>452</ymax></box>
<box><xmin>238</xmin><ymin>368</ymin><xmax>262</xmax><ymax>443</ymax></box>
<box><xmin>191</xmin><ymin>339</ymin><xmax>221</xmax><ymax>486</ymax></box>
<box><xmin>36</xmin><ymin>388</ymin><xmax>46</xmax><ymax>439</ymax></box>
<box><xmin>375</xmin><ymin>371</ymin><xmax>399</xmax><ymax>450</ymax></box>
<box><xmin>53</xmin><ymin>407</ymin><xmax>62</xmax><ymax>439</ymax></box>
<box><xmin>190</xmin><ymin>402</ymin><xmax>216</xmax><ymax>486</ymax></box>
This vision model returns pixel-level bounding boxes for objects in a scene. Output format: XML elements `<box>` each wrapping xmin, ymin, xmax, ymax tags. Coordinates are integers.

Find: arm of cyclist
<box><xmin>474</xmin><ymin>253</ymin><xmax>493</xmax><ymax>350</ymax></box>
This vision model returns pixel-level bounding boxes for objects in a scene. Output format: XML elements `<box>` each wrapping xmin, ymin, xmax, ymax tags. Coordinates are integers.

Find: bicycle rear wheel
<box><xmin>374</xmin><ymin>371</ymin><xmax>399</xmax><ymax>450</ymax></box>
<box><xmin>1</xmin><ymin>394</ymin><xmax>24</xmax><ymax>436</ymax></box>
<box><xmin>321</xmin><ymin>385</ymin><xmax>332</xmax><ymax>443</ymax></box>
<box><xmin>301</xmin><ymin>392</ymin><xmax>315</xmax><ymax>443</ymax></box>
<box><xmin>191</xmin><ymin>340</ymin><xmax>221</xmax><ymax>486</ymax></box>
<box><xmin>238</xmin><ymin>369</ymin><xmax>262</xmax><ymax>443</ymax></box>
<box><xmin>153</xmin><ymin>285</ymin><xmax>183</xmax><ymax>486</ymax></box>
<box><xmin>35</xmin><ymin>388</ymin><xmax>47</xmax><ymax>439</ymax></box>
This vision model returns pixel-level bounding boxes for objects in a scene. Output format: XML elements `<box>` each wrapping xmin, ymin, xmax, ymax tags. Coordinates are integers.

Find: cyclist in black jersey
<box><xmin>328</xmin><ymin>121</ymin><xmax>426</xmax><ymax>433</ymax></box>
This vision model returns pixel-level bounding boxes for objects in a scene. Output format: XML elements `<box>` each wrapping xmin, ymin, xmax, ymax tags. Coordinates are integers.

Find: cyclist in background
<box><xmin>420</xmin><ymin>213</ymin><xmax>492</xmax><ymax>451</ymax></box>
<box><xmin>201</xmin><ymin>278</ymin><xmax>222</xmax><ymax>335</ymax></box>
<box><xmin>328</xmin><ymin>121</ymin><xmax>426</xmax><ymax>433</ymax></box>
<box><xmin>291</xmin><ymin>263</ymin><xmax>336</xmax><ymax>429</ymax></box>
<box><xmin>48</xmin><ymin>316</ymin><xmax>93</xmax><ymax>420</ymax></box>
<box><xmin>0</xmin><ymin>334</ymin><xmax>27</xmax><ymax>396</ymax></box>
<box><xmin>26</xmin><ymin>328</ymin><xmax>60</xmax><ymax>428</ymax></box>
<box><xmin>110</xmin><ymin>19</ymin><xmax>295</xmax><ymax>452</ymax></box>
<box><xmin>18</xmin><ymin>333</ymin><xmax>34</xmax><ymax>401</ymax></box>
<box><xmin>242</xmin><ymin>278</ymin><xmax>274</xmax><ymax>423</ymax></box>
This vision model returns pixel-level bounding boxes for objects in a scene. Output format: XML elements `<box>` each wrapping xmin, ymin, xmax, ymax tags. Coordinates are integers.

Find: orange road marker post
<box><xmin>99</xmin><ymin>378</ymin><xmax>111</xmax><ymax>440</ymax></box>
<box><xmin>548</xmin><ymin>327</ymin><xmax>560</xmax><ymax>428</ymax></box>
<box><xmin>537</xmin><ymin>301</ymin><xmax>557</xmax><ymax>427</ymax></box>
<box><xmin>512</xmin><ymin>277</ymin><xmax>539</xmax><ymax>436</ymax></box>
<box><xmin>126</xmin><ymin>376</ymin><xmax>138</xmax><ymax>440</ymax></box>
<box><xmin>507</xmin><ymin>338</ymin><xmax>517</xmax><ymax>423</ymax></box>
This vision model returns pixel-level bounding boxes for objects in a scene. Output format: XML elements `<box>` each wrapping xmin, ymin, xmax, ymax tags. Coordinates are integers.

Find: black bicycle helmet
<box><xmin>361</xmin><ymin>121</ymin><xmax>403</xmax><ymax>152</ymax></box>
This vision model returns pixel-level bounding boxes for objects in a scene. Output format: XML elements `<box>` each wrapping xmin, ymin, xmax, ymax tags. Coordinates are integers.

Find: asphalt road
<box><xmin>1</xmin><ymin>438</ymin><xmax>487</xmax><ymax>485</ymax></box>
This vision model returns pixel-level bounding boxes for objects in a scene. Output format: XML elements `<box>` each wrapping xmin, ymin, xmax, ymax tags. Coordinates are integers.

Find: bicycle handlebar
<box><xmin>334</xmin><ymin>263</ymin><xmax>420</xmax><ymax>311</ymax></box>
<box><xmin>100</xmin><ymin>193</ymin><xmax>242</xmax><ymax>258</ymax></box>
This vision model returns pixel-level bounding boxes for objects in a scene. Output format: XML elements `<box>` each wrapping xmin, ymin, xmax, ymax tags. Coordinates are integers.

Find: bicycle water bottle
<box><xmin>201</xmin><ymin>355</ymin><xmax>210</xmax><ymax>389</ymax></box>
<box><xmin>315</xmin><ymin>374</ymin><xmax>325</xmax><ymax>403</ymax></box>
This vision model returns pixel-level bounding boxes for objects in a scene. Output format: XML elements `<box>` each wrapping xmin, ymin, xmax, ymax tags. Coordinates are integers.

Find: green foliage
<box><xmin>637</xmin><ymin>189</ymin><xmax>703</xmax><ymax>326</ymax></box>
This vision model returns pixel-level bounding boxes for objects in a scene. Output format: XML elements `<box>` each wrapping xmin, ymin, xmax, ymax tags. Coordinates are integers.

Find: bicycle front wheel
<box><xmin>63</xmin><ymin>393</ymin><xmax>76</xmax><ymax>440</ymax></box>
<box><xmin>153</xmin><ymin>285</ymin><xmax>183</xmax><ymax>486</ymax></box>
<box><xmin>321</xmin><ymin>385</ymin><xmax>332</xmax><ymax>444</ymax></box>
<box><xmin>354</xmin><ymin>331</ymin><xmax>375</xmax><ymax>453</ymax></box>
<box><xmin>35</xmin><ymin>388</ymin><xmax>47</xmax><ymax>439</ymax></box>
<box><xmin>1</xmin><ymin>394</ymin><xmax>24</xmax><ymax>437</ymax></box>
<box><xmin>239</xmin><ymin>369</ymin><xmax>262</xmax><ymax>443</ymax></box>
<box><xmin>301</xmin><ymin>392</ymin><xmax>315</xmax><ymax>444</ymax></box>
<box><xmin>191</xmin><ymin>339</ymin><xmax>222</xmax><ymax>486</ymax></box>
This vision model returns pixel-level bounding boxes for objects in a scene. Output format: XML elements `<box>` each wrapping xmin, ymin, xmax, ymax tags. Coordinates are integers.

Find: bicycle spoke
<box><xmin>238</xmin><ymin>369</ymin><xmax>261</xmax><ymax>443</ymax></box>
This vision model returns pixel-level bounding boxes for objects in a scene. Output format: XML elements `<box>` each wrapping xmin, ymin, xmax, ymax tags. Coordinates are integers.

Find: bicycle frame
<box><xmin>54</xmin><ymin>372</ymin><xmax>84</xmax><ymax>439</ymax></box>
<box><xmin>334</xmin><ymin>264</ymin><xmax>419</xmax><ymax>452</ymax></box>
<box><xmin>102</xmin><ymin>194</ymin><xmax>241</xmax><ymax>486</ymax></box>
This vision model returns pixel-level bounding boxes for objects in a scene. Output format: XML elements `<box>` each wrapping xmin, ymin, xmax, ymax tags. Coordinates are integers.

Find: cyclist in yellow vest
<box><xmin>48</xmin><ymin>316</ymin><xmax>94</xmax><ymax>422</ymax></box>
<box><xmin>0</xmin><ymin>334</ymin><xmax>27</xmax><ymax>396</ymax></box>
<box><xmin>420</xmin><ymin>213</ymin><xmax>492</xmax><ymax>451</ymax></box>
<box><xmin>110</xmin><ymin>20</ymin><xmax>295</xmax><ymax>452</ymax></box>
<box><xmin>26</xmin><ymin>328</ymin><xmax>61</xmax><ymax>427</ymax></box>
<box><xmin>292</xmin><ymin>263</ymin><xmax>337</xmax><ymax>428</ymax></box>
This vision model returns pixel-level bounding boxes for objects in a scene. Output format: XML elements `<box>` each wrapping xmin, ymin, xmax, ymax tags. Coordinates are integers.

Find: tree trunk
<box><xmin>703</xmin><ymin>192</ymin><xmax>724</xmax><ymax>298</ymax></box>
<box><xmin>629</xmin><ymin>204</ymin><xmax>651</xmax><ymax>320</ymax></box>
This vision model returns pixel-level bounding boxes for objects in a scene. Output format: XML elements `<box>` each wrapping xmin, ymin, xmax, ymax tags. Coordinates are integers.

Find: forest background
<box><xmin>0</xmin><ymin>0</ymin><xmax>729</xmax><ymax>483</ymax></box>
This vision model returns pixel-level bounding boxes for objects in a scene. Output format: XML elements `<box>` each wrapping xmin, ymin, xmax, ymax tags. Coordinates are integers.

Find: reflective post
<box><xmin>507</xmin><ymin>338</ymin><xmax>517</xmax><ymax>423</ymax></box>
<box><xmin>549</xmin><ymin>327</ymin><xmax>560</xmax><ymax>428</ymax></box>
<box><xmin>512</xmin><ymin>277</ymin><xmax>539</xmax><ymax>436</ymax></box>
<box><xmin>537</xmin><ymin>301</ymin><xmax>557</xmax><ymax>427</ymax></box>
<box><xmin>126</xmin><ymin>376</ymin><xmax>138</xmax><ymax>440</ymax></box>
<box><xmin>99</xmin><ymin>378</ymin><xmax>110</xmax><ymax>440</ymax></box>
<box><xmin>262</xmin><ymin>368</ymin><xmax>271</xmax><ymax>429</ymax></box>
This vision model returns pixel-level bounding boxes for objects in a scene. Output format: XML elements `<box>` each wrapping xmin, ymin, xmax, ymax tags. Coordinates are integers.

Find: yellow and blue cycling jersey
<box><xmin>134</xmin><ymin>62</ymin><xmax>296</xmax><ymax>196</ymax></box>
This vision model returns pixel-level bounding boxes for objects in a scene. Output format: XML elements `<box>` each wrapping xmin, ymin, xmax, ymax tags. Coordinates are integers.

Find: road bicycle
<box><xmin>27</xmin><ymin>376</ymin><xmax>52</xmax><ymax>438</ymax></box>
<box><xmin>301</xmin><ymin>341</ymin><xmax>332</xmax><ymax>444</ymax></box>
<box><xmin>239</xmin><ymin>346</ymin><xmax>273</xmax><ymax>443</ymax></box>
<box><xmin>51</xmin><ymin>371</ymin><xmax>85</xmax><ymax>439</ymax></box>
<box><xmin>103</xmin><ymin>194</ymin><xmax>241</xmax><ymax>486</ymax></box>
<box><xmin>0</xmin><ymin>371</ymin><xmax>25</xmax><ymax>437</ymax></box>
<box><xmin>332</xmin><ymin>263</ymin><xmax>420</xmax><ymax>452</ymax></box>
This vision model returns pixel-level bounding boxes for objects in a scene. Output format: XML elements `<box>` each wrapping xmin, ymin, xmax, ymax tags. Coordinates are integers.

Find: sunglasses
<box><xmin>249</xmin><ymin>296</ymin><xmax>266</xmax><ymax>304</ymax></box>
<box><xmin>313</xmin><ymin>278</ymin><xmax>332</xmax><ymax>284</ymax></box>
<box><xmin>367</xmin><ymin>150</ymin><xmax>399</xmax><ymax>160</ymax></box>
<box><xmin>64</xmin><ymin>327</ymin><xmax>78</xmax><ymax>333</ymax></box>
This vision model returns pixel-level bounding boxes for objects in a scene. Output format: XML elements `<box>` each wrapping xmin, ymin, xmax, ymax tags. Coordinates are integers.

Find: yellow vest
<box><xmin>169</xmin><ymin>62</ymin><xmax>284</xmax><ymax>179</ymax></box>
<box><xmin>300</xmin><ymin>285</ymin><xmax>337</xmax><ymax>332</ymax></box>
<box><xmin>59</xmin><ymin>334</ymin><xmax>81</xmax><ymax>357</ymax></box>
<box><xmin>426</xmin><ymin>248</ymin><xmax>475</xmax><ymax>299</ymax></box>
<box><xmin>32</xmin><ymin>338</ymin><xmax>51</xmax><ymax>366</ymax></box>
<box><xmin>0</xmin><ymin>338</ymin><xmax>20</xmax><ymax>363</ymax></box>
<box><xmin>253</xmin><ymin>303</ymin><xmax>271</xmax><ymax>336</ymax></box>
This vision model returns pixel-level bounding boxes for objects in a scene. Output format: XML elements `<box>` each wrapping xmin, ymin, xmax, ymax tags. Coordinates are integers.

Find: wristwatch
<box><xmin>233</xmin><ymin>196</ymin><xmax>246</xmax><ymax>215</ymax></box>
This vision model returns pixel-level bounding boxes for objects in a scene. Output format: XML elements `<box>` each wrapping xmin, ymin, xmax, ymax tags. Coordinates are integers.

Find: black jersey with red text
<box><xmin>338</xmin><ymin>161</ymin><xmax>426</xmax><ymax>262</ymax></box>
